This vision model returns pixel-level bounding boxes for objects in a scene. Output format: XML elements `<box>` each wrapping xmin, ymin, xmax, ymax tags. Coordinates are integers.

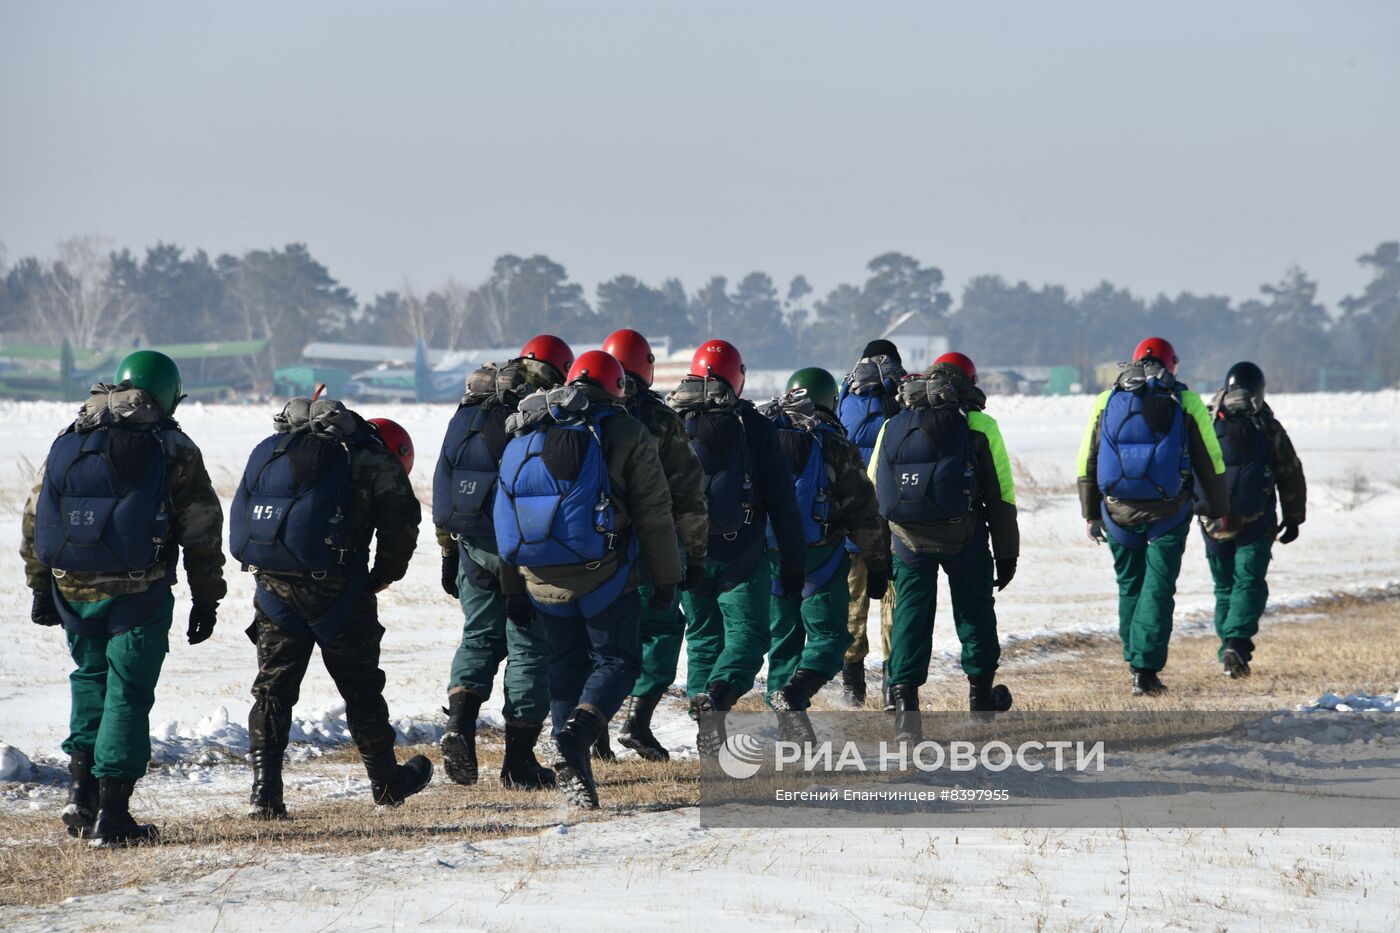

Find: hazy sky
<box><xmin>2</xmin><ymin>1</ymin><xmax>1397</xmax><ymax>309</ymax></box>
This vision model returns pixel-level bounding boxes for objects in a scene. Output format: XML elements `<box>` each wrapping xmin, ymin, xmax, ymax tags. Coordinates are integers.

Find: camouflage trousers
<box><xmin>844</xmin><ymin>553</ymin><xmax>895</xmax><ymax>665</ymax></box>
<box><xmin>246</xmin><ymin>596</ymin><xmax>397</xmax><ymax>777</ymax></box>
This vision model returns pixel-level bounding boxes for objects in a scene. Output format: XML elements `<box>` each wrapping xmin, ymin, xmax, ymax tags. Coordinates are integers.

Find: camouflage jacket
<box><xmin>1198</xmin><ymin>397</ymin><xmax>1307</xmax><ymax>540</ymax></box>
<box><xmin>809</xmin><ymin>410</ymin><xmax>888</xmax><ymax>571</ymax></box>
<box><xmin>629</xmin><ymin>384</ymin><xmax>708</xmax><ymax>563</ymax></box>
<box><xmin>21</xmin><ymin>387</ymin><xmax>227</xmax><ymax>608</ymax></box>
<box><xmin>255</xmin><ymin>417</ymin><xmax>421</xmax><ymax>612</ymax></box>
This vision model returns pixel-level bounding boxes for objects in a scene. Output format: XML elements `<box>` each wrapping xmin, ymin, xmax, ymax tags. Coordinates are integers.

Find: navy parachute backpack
<box><xmin>34</xmin><ymin>427</ymin><xmax>172</xmax><ymax>575</ymax></box>
<box><xmin>432</xmin><ymin>402</ymin><xmax>510</xmax><ymax>538</ymax></box>
<box><xmin>1217</xmin><ymin>417</ymin><xmax>1274</xmax><ymax>520</ymax></box>
<box><xmin>876</xmin><ymin>373</ymin><xmax>976</xmax><ymax>527</ymax></box>
<box><xmin>230</xmin><ymin>432</ymin><xmax>354</xmax><ymax>576</ymax></box>
<box><xmin>683</xmin><ymin>409</ymin><xmax>755</xmax><ymax>539</ymax></box>
<box><xmin>1096</xmin><ymin>372</ymin><xmax>1189</xmax><ymax>501</ymax></box>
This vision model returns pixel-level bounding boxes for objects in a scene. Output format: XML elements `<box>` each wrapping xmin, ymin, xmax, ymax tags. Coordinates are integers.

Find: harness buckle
<box><xmin>604</xmin><ymin>532</ymin><xmax>619</xmax><ymax>551</ymax></box>
<box><xmin>126</xmin><ymin>570</ymin><xmax>147</xmax><ymax>581</ymax></box>
<box><xmin>722</xmin><ymin>532</ymin><xmax>739</xmax><ymax>541</ymax></box>
<box><xmin>586</xmin><ymin>561</ymin><xmax>602</xmax><ymax>571</ymax></box>
<box><xmin>742</xmin><ymin>508</ymin><xmax>754</xmax><ymax>526</ymax></box>
<box><xmin>311</xmin><ymin>571</ymin><xmax>328</xmax><ymax>580</ymax></box>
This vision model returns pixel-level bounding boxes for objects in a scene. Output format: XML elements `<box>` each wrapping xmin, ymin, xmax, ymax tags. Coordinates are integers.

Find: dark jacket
<box><xmin>499</xmin><ymin>392</ymin><xmax>683</xmax><ymax>607</ymax></box>
<box><xmin>22</xmin><ymin>385</ymin><xmax>227</xmax><ymax>611</ymax></box>
<box><xmin>630</xmin><ymin>384</ymin><xmax>709</xmax><ymax>563</ymax></box>
<box><xmin>1197</xmin><ymin>396</ymin><xmax>1306</xmax><ymax>541</ymax></box>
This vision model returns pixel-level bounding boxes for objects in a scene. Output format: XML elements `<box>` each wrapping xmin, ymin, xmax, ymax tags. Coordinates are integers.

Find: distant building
<box><xmin>881</xmin><ymin>311</ymin><xmax>949</xmax><ymax>374</ymax></box>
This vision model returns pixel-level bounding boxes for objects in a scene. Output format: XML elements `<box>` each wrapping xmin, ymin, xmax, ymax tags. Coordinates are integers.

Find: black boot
<box><xmin>891</xmin><ymin>684</ymin><xmax>922</xmax><ymax>743</ymax></box>
<box><xmin>365</xmin><ymin>752</ymin><xmax>434</xmax><ymax>806</ymax></box>
<box><xmin>618</xmin><ymin>692</ymin><xmax>670</xmax><ymax>762</ymax></box>
<box><xmin>881</xmin><ymin>662</ymin><xmax>895</xmax><ymax>713</ymax></box>
<box><xmin>248</xmin><ymin>748</ymin><xmax>288</xmax><ymax>820</ymax></box>
<box><xmin>90</xmin><ymin>778</ymin><xmax>159</xmax><ymax>848</ymax></box>
<box><xmin>777</xmin><ymin>711</ymin><xmax>818</xmax><ymax>746</ymax></box>
<box><xmin>592</xmin><ymin>728</ymin><xmax>618</xmax><ymax>763</ymax></box>
<box><xmin>691</xmin><ymin>681</ymin><xmax>737</xmax><ymax>759</ymax></box>
<box><xmin>841</xmin><ymin>661</ymin><xmax>867</xmax><ymax>707</ymax></box>
<box><xmin>61</xmin><ymin>748</ymin><xmax>98</xmax><ymax>838</ymax></box>
<box><xmin>440</xmin><ymin>690</ymin><xmax>482</xmax><ymax>786</ymax></box>
<box><xmin>772</xmin><ymin>669</ymin><xmax>830</xmax><ymax>713</ymax></box>
<box><xmin>968</xmin><ymin>673</ymin><xmax>1013</xmax><ymax>714</ymax></box>
<box><xmin>547</xmin><ymin>708</ymin><xmax>607</xmax><ymax>809</ymax></box>
<box><xmin>501</xmin><ymin>723</ymin><xmax>556</xmax><ymax>790</ymax></box>
<box><xmin>1131</xmin><ymin>668</ymin><xmax>1168</xmax><ymax>697</ymax></box>
<box><xmin>1222</xmin><ymin>639</ymin><xmax>1252</xmax><ymax>679</ymax></box>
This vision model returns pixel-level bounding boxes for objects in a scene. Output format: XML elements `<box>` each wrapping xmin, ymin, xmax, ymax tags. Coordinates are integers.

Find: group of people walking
<box><xmin>21</xmin><ymin>330</ymin><xmax>1306</xmax><ymax>840</ymax></box>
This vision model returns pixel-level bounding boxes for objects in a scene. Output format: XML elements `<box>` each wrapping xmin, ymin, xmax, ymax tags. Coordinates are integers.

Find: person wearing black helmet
<box><xmin>1195</xmin><ymin>362</ymin><xmax>1307</xmax><ymax>678</ymax></box>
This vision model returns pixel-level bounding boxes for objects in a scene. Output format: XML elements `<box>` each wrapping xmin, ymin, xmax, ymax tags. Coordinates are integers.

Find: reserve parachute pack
<box><xmin>33</xmin><ymin>383</ymin><xmax>173</xmax><ymax>576</ymax></box>
<box><xmin>230</xmin><ymin>398</ymin><xmax>358</xmax><ymax>577</ymax></box>
<box><xmin>876</xmin><ymin>368</ymin><xmax>976</xmax><ymax>531</ymax></box>
<box><xmin>1216</xmin><ymin>414</ymin><xmax>1274</xmax><ymax>520</ymax></box>
<box><xmin>1096</xmin><ymin>362</ymin><xmax>1189</xmax><ymax>502</ymax></box>
<box><xmin>837</xmin><ymin>354</ymin><xmax>905</xmax><ymax>466</ymax></box>
<box><xmin>432</xmin><ymin>360</ymin><xmax>556</xmax><ymax>537</ymax></box>
<box><xmin>762</xmin><ymin>396</ymin><xmax>833</xmax><ymax>548</ymax></box>
<box><xmin>670</xmin><ymin>375</ymin><xmax>755</xmax><ymax>540</ymax></box>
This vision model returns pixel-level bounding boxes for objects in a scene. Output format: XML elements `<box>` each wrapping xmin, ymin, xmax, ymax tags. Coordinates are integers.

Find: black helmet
<box><xmin>1224</xmin><ymin>361</ymin><xmax>1266</xmax><ymax>398</ymax></box>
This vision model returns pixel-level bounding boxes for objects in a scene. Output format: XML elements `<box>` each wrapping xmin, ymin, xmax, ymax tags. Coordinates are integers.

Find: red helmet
<box><xmin>601</xmin><ymin>328</ymin><xmax>656</xmax><ymax>387</ymax></box>
<box><xmin>1134</xmin><ymin>337</ymin><xmax>1178</xmax><ymax>374</ymax></box>
<box><xmin>368</xmin><ymin>418</ymin><xmax>414</xmax><ymax>475</ymax></box>
<box><xmin>519</xmin><ymin>334</ymin><xmax>575</xmax><ymax>381</ymax></box>
<box><xmin>568</xmin><ymin>350</ymin><xmax>627</xmax><ymax>399</ymax></box>
<box><xmin>933</xmin><ymin>351</ymin><xmax>977</xmax><ymax>384</ymax></box>
<box><xmin>690</xmin><ymin>339</ymin><xmax>746</xmax><ymax>396</ymax></box>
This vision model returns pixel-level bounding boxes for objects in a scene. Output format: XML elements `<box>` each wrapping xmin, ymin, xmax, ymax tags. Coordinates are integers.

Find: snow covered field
<box><xmin>2</xmin><ymin>391</ymin><xmax>1399</xmax><ymax>929</ymax></box>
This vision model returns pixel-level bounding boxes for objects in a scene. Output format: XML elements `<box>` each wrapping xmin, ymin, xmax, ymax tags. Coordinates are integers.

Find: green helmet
<box><xmin>785</xmin><ymin>366</ymin><xmax>839</xmax><ymax>413</ymax></box>
<box><xmin>114</xmin><ymin>350</ymin><xmax>184</xmax><ymax>415</ymax></box>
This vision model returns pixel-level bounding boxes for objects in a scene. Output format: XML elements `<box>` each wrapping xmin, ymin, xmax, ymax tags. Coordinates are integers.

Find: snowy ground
<box><xmin>2</xmin><ymin>391</ymin><xmax>1399</xmax><ymax>929</ymax></box>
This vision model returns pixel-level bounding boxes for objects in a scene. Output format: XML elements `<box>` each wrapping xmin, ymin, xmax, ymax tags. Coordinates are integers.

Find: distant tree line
<box><xmin>1</xmin><ymin>236</ymin><xmax>1396</xmax><ymax>392</ymax></box>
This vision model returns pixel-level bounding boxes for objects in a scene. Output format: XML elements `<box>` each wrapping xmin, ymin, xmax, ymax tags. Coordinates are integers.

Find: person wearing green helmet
<box><xmin>113</xmin><ymin>349</ymin><xmax>187</xmax><ymax>416</ymax></box>
<box><xmin>21</xmin><ymin>354</ymin><xmax>226</xmax><ymax>845</ymax></box>
<box><xmin>759</xmin><ymin>367</ymin><xmax>887</xmax><ymax>737</ymax></box>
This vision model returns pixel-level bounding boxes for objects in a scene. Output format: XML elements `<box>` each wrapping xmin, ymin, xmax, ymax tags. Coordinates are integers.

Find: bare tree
<box><xmin>466</xmin><ymin>280</ymin><xmax>509</xmax><ymax>347</ymax></box>
<box><xmin>25</xmin><ymin>236</ymin><xmax>135</xmax><ymax>349</ymax></box>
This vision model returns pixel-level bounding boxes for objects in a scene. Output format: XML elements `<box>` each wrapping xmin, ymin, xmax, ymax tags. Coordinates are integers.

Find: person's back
<box><xmin>1195</xmin><ymin>361</ymin><xmax>1306</xmax><ymax>678</ymax></box>
<box><xmin>21</xmin><ymin>352</ymin><xmax>226</xmax><ymax>847</ymax></box>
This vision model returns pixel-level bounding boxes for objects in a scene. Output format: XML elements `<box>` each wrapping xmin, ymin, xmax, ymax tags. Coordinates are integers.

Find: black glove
<box><xmin>866</xmin><ymin>566</ymin><xmax>889</xmax><ymax>601</ymax></box>
<box><xmin>649</xmin><ymin>583</ymin><xmax>678</xmax><ymax>612</ymax></box>
<box><xmin>505</xmin><ymin>593</ymin><xmax>535</xmax><ymax>629</ymax></box>
<box><xmin>780</xmin><ymin>567</ymin><xmax>806</xmax><ymax>600</ymax></box>
<box><xmin>187</xmin><ymin>601</ymin><xmax>217</xmax><ymax>645</ymax></box>
<box><xmin>31</xmin><ymin>589</ymin><xmax>61</xmax><ymax>627</ymax></box>
<box><xmin>1278</xmin><ymin>523</ymin><xmax>1300</xmax><ymax>545</ymax></box>
<box><xmin>681</xmin><ymin>561</ymin><xmax>707</xmax><ymax>592</ymax></box>
<box><xmin>994</xmin><ymin>558</ymin><xmax>1017</xmax><ymax>591</ymax></box>
<box><xmin>441</xmin><ymin>549</ymin><xmax>461</xmax><ymax>598</ymax></box>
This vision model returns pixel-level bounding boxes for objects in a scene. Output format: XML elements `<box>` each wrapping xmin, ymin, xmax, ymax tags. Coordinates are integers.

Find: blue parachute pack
<box><xmin>34</xmin><ymin>426</ymin><xmax>172</xmax><ymax>577</ymax></box>
<box><xmin>493</xmin><ymin>409</ymin><xmax>637</xmax><ymax>618</ymax></box>
<box><xmin>765</xmin><ymin>412</ymin><xmax>845</xmax><ymax>597</ymax></box>
<box><xmin>837</xmin><ymin>355</ymin><xmax>904</xmax><ymax>467</ymax></box>
<box><xmin>1096</xmin><ymin>366</ymin><xmax>1193</xmax><ymax>548</ymax></box>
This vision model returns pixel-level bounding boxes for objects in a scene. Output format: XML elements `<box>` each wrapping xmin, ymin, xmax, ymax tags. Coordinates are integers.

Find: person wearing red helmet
<box><xmin>667</xmin><ymin>339</ymin><xmax>805</xmax><ymax>757</ymax></box>
<box><xmin>867</xmin><ymin>354</ymin><xmax>1021</xmax><ymax>728</ymax></box>
<box><xmin>367</xmin><ymin>418</ymin><xmax>414</xmax><ymax>475</ymax></box>
<box><xmin>431</xmin><ymin>336</ymin><xmax>576</xmax><ymax>793</ymax></box>
<box><xmin>233</xmin><ymin>396</ymin><xmax>432</xmax><ymax>818</ymax></box>
<box><xmin>493</xmin><ymin>350</ymin><xmax>682</xmax><ymax>809</ymax></box>
<box><xmin>591</xmin><ymin>330</ymin><xmax>709</xmax><ymax>764</ymax></box>
<box><xmin>1077</xmin><ymin>338</ymin><xmax>1227</xmax><ymax>696</ymax></box>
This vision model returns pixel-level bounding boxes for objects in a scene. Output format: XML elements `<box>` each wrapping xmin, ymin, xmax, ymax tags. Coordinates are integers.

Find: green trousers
<box><xmin>683</xmin><ymin>559</ymin><xmax>771</xmax><ymax>699</ymax></box>
<box><xmin>632</xmin><ymin>582</ymin><xmax>687</xmax><ymax>698</ymax></box>
<box><xmin>1205</xmin><ymin>534</ymin><xmax>1273</xmax><ymax>661</ymax></box>
<box><xmin>886</xmin><ymin>550</ymin><xmax>1000</xmax><ymax>686</ymax></box>
<box><xmin>448</xmin><ymin>555</ymin><xmax>550</xmax><ymax>725</ymax></box>
<box><xmin>63</xmin><ymin>604</ymin><xmax>173</xmax><ymax>780</ymax></box>
<box><xmin>1107</xmin><ymin>522</ymin><xmax>1189</xmax><ymax>672</ymax></box>
<box><xmin>767</xmin><ymin>546</ymin><xmax>853</xmax><ymax>700</ymax></box>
